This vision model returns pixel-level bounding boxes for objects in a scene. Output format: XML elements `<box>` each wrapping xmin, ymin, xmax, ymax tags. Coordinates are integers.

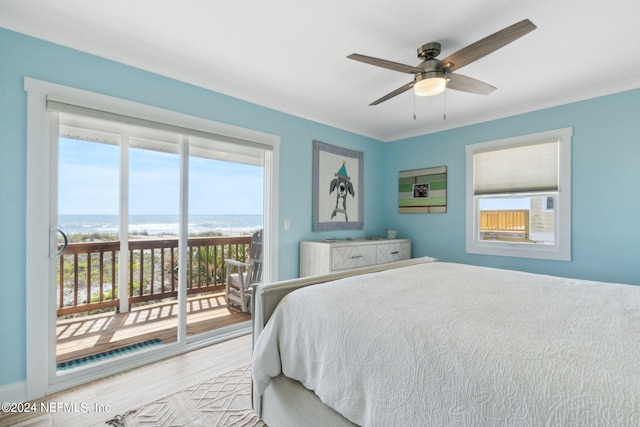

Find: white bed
<box><xmin>251</xmin><ymin>257</ymin><xmax>640</xmax><ymax>426</ymax></box>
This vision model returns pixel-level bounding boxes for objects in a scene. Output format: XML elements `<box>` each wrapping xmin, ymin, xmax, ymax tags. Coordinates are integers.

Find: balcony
<box><xmin>479</xmin><ymin>209</ymin><xmax>530</xmax><ymax>242</ymax></box>
<box><xmin>56</xmin><ymin>235</ymin><xmax>253</xmax><ymax>366</ymax></box>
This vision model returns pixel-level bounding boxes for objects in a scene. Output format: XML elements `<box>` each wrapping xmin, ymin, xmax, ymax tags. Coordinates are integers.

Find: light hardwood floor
<box><xmin>0</xmin><ymin>334</ymin><xmax>253</xmax><ymax>427</ymax></box>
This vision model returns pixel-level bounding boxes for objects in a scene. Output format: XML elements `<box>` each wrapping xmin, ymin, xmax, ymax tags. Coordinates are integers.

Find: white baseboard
<box><xmin>0</xmin><ymin>380</ymin><xmax>27</xmax><ymax>404</ymax></box>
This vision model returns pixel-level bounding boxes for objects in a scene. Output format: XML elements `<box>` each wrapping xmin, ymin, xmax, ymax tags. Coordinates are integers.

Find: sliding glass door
<box><xmin>53</xmin><ymin>112</ymin><xmax>264</xmax><ymax>374</ymax></box>
<box><xmin>24</xmin><ymin>77</ymin><xmax>279</xmax><ymax>399</ymax></box>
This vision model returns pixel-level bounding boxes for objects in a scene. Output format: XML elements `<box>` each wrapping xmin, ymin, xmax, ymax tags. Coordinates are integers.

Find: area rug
<box><xmin>105</xmin><ymin>364</ymin><xmax>266</xmax><ymax>427</ymax></box>
<box><xmin>57</xmin><ymin>339</ymin><xmax>163</xmax><ymax>370</ymax></box>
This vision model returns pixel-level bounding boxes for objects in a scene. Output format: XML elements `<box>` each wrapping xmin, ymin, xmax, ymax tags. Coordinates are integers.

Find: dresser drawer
<box><xmin>376</xmin><ymin>242</ymin><xmax>411</xmax><ymax>264</ymax></box>
<box><xmin>300</xmin><ymin>238</ymin><xmax>411</xmax><ymax>277</ymax></box>
<box><xmin>331</xmin><ymin>245</ymin><xmax>377</xmax><ymax>271</ymax></box>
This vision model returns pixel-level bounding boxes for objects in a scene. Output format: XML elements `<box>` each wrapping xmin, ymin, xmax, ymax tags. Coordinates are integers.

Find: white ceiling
<box><xmin>2</xmin><ymin>0</ymin><xmax>640</xmax><ymax>141</ymax></box>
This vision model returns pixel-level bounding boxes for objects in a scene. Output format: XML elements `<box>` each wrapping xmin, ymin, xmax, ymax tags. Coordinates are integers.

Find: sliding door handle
<box><xmin>57</xmin><ymin>228</ymin><xmax>68</xmax><ymax>256</ymax></box>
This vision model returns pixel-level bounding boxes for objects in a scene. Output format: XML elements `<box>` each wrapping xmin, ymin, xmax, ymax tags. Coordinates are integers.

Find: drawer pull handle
<box><xmin>390</xmin><ymin>251</ymin><xmax>400</xmax><ymax>255</ymax></box>
<box><xmin>351</xmin><ymin>255</ymin><xmax>363</xmax><ymax>259</ymax></box>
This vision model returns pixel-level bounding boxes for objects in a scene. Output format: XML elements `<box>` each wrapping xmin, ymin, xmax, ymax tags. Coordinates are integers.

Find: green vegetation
<box><xmin>66</xmin><ymin>230</ymin><xmax>224</xmax><ymax>243</ymax></box>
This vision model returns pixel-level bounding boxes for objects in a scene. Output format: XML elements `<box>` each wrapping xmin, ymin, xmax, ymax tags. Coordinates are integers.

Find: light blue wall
<box><xmin>383</xmin><ymin>88</ymin><xmax>640</xmax><ymax>285</ymax></box>
<box><xmin>0</xmin><ymin>28</ymin><xmax>385</xmax><ymax>387</ymax></box>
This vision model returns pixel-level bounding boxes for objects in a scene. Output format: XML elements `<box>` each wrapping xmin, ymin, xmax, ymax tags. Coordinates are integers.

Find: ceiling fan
<box><xmin>348</xmin><ymin>19</ymin><xmax>537</xmax><ymax>106</ymax></box>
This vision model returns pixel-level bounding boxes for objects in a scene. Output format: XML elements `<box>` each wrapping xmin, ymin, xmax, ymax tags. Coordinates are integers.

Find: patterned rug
<box><xmin>105</xmin><ymin>364</ymin><xmax>266</xmax><ymax>427</ymax></box>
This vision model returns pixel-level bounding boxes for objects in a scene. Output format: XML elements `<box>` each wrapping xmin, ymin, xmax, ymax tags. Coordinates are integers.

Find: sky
<box><xmin>58</xmin><ymin>138</ymin><xmax>263</xmax><ymax>216</ymax></box>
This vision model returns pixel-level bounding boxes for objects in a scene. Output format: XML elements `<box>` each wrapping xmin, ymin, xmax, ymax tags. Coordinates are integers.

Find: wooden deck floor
<box><xmin>56</xmin><ymin>291</ymin><xmax>251</xmax><ymax>364</ymax></box>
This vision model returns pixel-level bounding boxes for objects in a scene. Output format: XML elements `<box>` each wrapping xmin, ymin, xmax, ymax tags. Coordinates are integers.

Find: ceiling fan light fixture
<box><xmin>414</xmin><ymin>71</ymin><xmax>447</xmax><ymax>97</ymax></box>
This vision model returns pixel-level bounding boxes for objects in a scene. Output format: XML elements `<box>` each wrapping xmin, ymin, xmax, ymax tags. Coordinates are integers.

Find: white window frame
<box><xmin>465</xmin><ymin>127</ymin><xmax>572</xmax><ymax>261</ymax></box>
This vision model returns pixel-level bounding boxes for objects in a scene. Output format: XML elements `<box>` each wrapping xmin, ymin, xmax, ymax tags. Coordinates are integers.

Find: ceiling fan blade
<box><xmin>440</xmin><ymin>19</ymin><xmax>536</xmax><ymax>73</ymax></box>
<box><xmin>348</xmin><ymin>53</ymin><xmax>423</xmax><ymax>74</ymax></box>
<box><xmin>370</xmin><ymin>81</ymin><xmax>415</xmax><ymax>105</ymax></box>
<box><xmin>446</xmin><ymin>73</ymin><xmax>496</xmax><ymax>95</ymax></box>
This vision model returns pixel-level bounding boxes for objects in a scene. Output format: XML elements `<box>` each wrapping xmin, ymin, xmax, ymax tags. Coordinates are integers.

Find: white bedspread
<box><xmin>253</xmin><ymin>262</ymin><xmax>640</xmax><ymax>426</ymax></box>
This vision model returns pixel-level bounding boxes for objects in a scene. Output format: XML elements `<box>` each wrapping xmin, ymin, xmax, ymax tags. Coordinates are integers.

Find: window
<box><xmin>465</xmin><ymin>127</ymin><xmax>572</xmax><ymax>261</ymax></box>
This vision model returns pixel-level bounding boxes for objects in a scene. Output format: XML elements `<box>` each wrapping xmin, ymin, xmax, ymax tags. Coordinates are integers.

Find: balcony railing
<box><xmin>479</xmin><ymin>209</ymin><xmax>530</xmax><ymax>240</ymax></box>
<box><xmin>57</xmin><ymin>236</ymin><xmax>252</xmax><ymax>316</ymax></box>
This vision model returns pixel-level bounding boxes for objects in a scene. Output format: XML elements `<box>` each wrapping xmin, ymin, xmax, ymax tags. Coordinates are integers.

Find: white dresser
<box><xmin>300</xmin><ymin>238</ymin><xmax>411</xmax><ymax>277</ymax></box>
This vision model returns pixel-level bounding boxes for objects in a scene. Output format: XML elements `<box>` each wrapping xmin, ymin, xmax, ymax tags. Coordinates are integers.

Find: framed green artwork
<box><xmin>398</xmin><ymin>166</ymin><xmax>447</xmax><ymax>213</ymax></box>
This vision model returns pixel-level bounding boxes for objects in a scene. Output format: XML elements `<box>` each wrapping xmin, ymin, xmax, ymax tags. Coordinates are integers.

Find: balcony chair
<box><xmin>224</xmin><ymin>229</ymin><xmax>263</xmax><ymax>313</ymax></box>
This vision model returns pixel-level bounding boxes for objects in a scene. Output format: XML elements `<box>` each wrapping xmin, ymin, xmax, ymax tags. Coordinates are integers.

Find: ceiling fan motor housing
<box><xmin>416</xmin><ymin>70</ymin><xmax>445</xmax><ymax>82</ymax></box>
<box><xmin>418</xmin><ymin>58</ymin><xmax>443</xmax><ymax>73</ymax></box>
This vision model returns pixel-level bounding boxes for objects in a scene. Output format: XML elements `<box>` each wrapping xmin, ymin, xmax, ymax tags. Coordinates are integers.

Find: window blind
<box><xmin>48</xmin><ymin>99</ymin><xmax>268</xmax><ymax>166</ymax></box>
<box><xmin>46</xmin><ymin>99</ymin><xmax>273</xmax><ymax>152</ymax></box>
<box><xmin>473</xmin><ymin>140</ymin><xmax>558</xmax><ymax>194</ymax></box>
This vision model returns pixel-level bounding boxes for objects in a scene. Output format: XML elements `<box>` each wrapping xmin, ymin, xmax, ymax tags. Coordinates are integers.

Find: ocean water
<box><xmin>59</xmin><ymin>214</ymin><xmax>263</xmax><ymax>237</ymax></box>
